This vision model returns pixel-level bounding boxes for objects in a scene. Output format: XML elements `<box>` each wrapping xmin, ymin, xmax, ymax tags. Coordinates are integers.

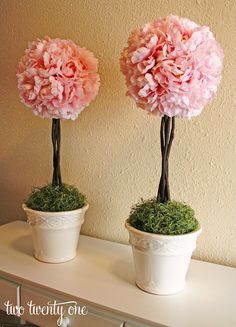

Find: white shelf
<box><xmin>0</xmin><ymin>221</ymin><xmax>235</xmax><ymax>327</ymax></box>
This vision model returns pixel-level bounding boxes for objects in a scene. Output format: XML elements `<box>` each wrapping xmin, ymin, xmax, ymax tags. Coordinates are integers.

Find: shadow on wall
<box><xmin>0</xmin><ymin>155</ymin><xmax>27</xmax><ymax>225</ymax></box>
<box><xmin>0</xmin><ymin>118</ymin><xmax>51</xmax><ymax>225</ymax></box>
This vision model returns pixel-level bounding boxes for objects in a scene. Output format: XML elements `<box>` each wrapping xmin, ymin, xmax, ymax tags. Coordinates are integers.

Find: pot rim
<box><xmin>22</xmin><ymin>203</ymin><xmax>89</xmax><ymax>216</ymax></box>
<box><xmin>125</xmin><ymin>219</ymin><xmax>202</xmax><ymax>239</ymax></box>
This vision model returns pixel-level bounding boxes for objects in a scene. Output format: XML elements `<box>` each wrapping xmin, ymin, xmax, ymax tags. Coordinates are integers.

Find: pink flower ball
<box><xmin>120</xmin><ymin>15</ymin><xmax>223</xmax><ymax>118</ymax></box>
<box><xmin>17</xmin><ymin>37</ymin><xmax>100</xmax><ymax>120</ymax></box>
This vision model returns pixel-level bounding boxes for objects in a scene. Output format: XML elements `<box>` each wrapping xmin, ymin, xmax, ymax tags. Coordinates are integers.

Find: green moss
<box><xmin>128</xmin><ymin>199</ymin><xmax>199</xmax><ymax>235</ymax></box>
<box><xmin>25</xmin><ymin>183</ymin><xmax>86</xmax><ymax>212</ymax></box>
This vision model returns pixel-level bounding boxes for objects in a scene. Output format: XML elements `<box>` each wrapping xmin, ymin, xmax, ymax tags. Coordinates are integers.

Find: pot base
<box><xmin>136</xmin><ymin>281</ymin><xmax>185</xmax><ymax>295</ymax></box>
<box><xmin>34</xmin><ymin>252</ymin><xmax>77</xmax><ymax>264</ymax></box>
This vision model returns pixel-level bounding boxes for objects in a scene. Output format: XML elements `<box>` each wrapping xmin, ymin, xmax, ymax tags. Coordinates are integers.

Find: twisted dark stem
<box><xmin>52</xmin><ymin>118</ymin><xmax>62</xmax><ymax>186</ymax></box>
<box><xmin>157</xmin><ymin>115</ymin><xmax>175</xmax><ymax>203</ymax></box>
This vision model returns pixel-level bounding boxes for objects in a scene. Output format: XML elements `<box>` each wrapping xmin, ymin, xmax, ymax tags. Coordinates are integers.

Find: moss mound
<box><xmin>128</xmin><ymin>199</ymin><xmax>199</xmax><ymax>235</ymax></box>
<box><xmin>26</xmin><ymin>183</ymin><xmax>86</xmax><ymax>212</ymax></box>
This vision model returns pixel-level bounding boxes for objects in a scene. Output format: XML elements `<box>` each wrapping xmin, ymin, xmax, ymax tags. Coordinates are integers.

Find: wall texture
<box><xmin>0</xmin><ymin>0</ymin><xmax>235</xmax><ymax>267</ymax></box>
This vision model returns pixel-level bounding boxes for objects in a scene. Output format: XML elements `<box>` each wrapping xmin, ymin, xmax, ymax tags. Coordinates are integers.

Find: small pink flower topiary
<box><xmin>17</xmin><ymin>37</ymin><xmax>100</xmax><ymax>188</ymax></box>
<box><xmin>17</xmin><ymin>36</ymin><xmax>100</xmax><ymax>120</ymax></box>
<box><xmin>120</xmin><ymin>15</ymin><xmax>223</xmax><ymax>119</ymax></box>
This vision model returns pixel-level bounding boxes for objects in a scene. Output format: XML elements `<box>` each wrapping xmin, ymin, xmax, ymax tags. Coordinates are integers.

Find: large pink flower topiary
<box><xmin>120</xmin><ymin>15</ymin><xmax>223</xmax><ymax>118</ymax></box>
<box><xmin>17</xmin><ymin>36</ymin><xmax>100</xmax><ymax>120</ymax></box>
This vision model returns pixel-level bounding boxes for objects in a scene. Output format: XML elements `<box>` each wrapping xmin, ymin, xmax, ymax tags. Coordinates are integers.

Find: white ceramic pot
<box><xmin>23</xmin><ymin>204</ymin><xmax>89</xmax><ymax>263</ymax></box>
<box><xmin>125</xmin><ymin>220</ymin><xmax>202</xmax><ymax>295</ymax></box>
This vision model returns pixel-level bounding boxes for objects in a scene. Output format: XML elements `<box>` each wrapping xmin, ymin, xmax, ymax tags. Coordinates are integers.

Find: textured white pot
<box><xmin>125</xmin><ymin>220</ymin><xmax>202</xmax><ymax>295</ymax></box>
<box><xmin>23</xmin><ymin>204</ymin><xmax>89</xmax><ymax>263</ymax></box>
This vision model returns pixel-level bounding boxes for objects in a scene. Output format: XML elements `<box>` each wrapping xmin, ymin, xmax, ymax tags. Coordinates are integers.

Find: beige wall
<box><xmin>0</xmin><ymin>0</ymin><xmax>235</xmax><ymax>267</ymax></box>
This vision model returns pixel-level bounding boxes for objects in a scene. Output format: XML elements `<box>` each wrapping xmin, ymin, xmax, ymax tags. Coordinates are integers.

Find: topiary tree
<box><xmin>17</xmin><ymin>36</ymin><xmax>100</xmax><ymax>211</ymax></box>
<box><xmin>120</xmin><ymin>15</ymin><xmax>223</xmax><ymax>233</ymax></box>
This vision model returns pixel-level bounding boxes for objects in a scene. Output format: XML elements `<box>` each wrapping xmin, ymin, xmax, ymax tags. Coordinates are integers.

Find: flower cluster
<box><xmin>120</xmin><ymin>15</ymin><xmax>223</xmax><ymax>118</ymax></box>
<box><xmin>17</xmin><ymin>37</ymin><xmax>100</xmax><ymax>120</ymax></box>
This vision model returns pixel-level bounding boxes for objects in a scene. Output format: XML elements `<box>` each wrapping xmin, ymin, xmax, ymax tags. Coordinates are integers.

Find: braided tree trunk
<box><xmin>51</xmin><ymin>118</ymin><xmax>62</xmax><ymax>186</ymax></box>
<box><xmin>157</xmin><ymin>115</ymin><xmax>175</xmax><ymax>203</ymax></box>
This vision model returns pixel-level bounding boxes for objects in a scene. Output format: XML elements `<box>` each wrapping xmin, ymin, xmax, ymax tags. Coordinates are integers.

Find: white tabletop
<box><xmin>0</xmin><ymin>221</ymin><xmax>235</xmax><ymax>327</ymax></box>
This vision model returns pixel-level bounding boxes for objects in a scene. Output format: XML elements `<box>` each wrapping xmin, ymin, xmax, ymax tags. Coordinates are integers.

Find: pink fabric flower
<box><xmin>17</xmin><ymin>37</ymin><xmax>100</xmax><ymax>120</ymax></box>
<box><xmin>120</xmin><ymin>15</ymin><xmax>223</xmax><ymax>118</ymax></box>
